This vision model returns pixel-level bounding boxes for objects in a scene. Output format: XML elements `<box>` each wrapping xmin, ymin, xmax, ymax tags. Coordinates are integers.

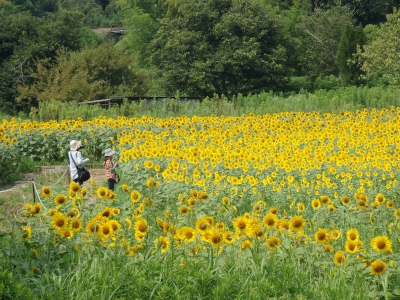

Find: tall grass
<box><xmin>31</xmin><ymin>85</ymin><xmax>400</xmax><ymax>122</ymax></box>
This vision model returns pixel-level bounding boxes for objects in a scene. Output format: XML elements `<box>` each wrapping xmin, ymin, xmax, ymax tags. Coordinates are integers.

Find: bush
<box><xmin>0</xmin><ymin>145</ymin><xmax>23</xmax><ymax>186</ymax></box>
<box><xmin>314</xmin><ymin>75</ymin><xmax>340</xmax><ymax>90</ymax></box>
<box><xmin>0</xmin><ymin>145</ymin><xmax>36</xmax><ymax>187</ymax></box>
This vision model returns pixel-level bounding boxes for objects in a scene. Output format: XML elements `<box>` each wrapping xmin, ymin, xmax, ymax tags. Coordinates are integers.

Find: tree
<box><xmin>358</xmin><ymin>9</ymin><xmax>400</xmax><ymax>86</ymax></box>
<box><xmin>336</xmin><ymin>24</ymin><xmax>366</xmax><ymax>86</ymax></box>
<box><xmin>16</xmin><ymin>44</ymin><xmax>149</xmax><ymax>102</ymax></box>
<box><xmin>295</xmin><ymin>6</ymin><xmax>354</xmax><ymax>80</ymax></box>
<box><xmin>0</xmin><ymin>9</ymin><xmax>101</xmax><ymax>113</ymax></box>
<box><xmin>115</xmin><ymin>0</ymin><xmax>161</xmax><ymax>66</ymax></box>
<box><xmin>149</xmin><ymin>0</ymin><xmax>288</xmax><ymax>97</ymax></box>
<box><xmin>8</xmin><ymin>0</ymin><xmax>58</xmax><ymax>16</ymax></box>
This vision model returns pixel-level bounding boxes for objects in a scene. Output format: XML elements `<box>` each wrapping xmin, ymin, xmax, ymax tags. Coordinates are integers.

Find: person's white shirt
<box><xmin>68</xmin><ymin>150</ymin><xmax>89</xmax><ymax>180</ymax></box>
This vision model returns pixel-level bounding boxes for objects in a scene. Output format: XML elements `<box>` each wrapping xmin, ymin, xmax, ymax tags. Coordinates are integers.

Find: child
<box><xmin>103</xmin><ymin>148</ymin><xmax>119</xmax><ymax>191</ymax></box>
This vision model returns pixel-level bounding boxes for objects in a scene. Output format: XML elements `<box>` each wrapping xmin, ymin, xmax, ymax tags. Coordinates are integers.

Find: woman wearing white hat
<box><xmin>68</xmin><ymin>140</ymin><xmax>90</xmax><ymax>185</ymax></box>
<box><xmin>103</xmin><ymin>148</ymin><xmax>119</xmax><ymax>191</ymax></box>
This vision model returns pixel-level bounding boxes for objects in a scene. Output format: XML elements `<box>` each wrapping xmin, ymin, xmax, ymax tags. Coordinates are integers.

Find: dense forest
<box><xmin>1</xmin><ymin>0</ymin><xmax>400</xmax><ymax>115</ymax></box>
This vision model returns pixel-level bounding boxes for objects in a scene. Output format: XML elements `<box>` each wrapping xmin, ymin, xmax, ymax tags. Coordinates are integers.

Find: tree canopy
<box><xmin>149</xmin><ymin>0</ymin><xmax>288</xmax><ymax>97</ymax></box>
<box><xmin>0</xmin><ymin>0</ymin><xmax>399</xmax><ymax>113</ymax></box>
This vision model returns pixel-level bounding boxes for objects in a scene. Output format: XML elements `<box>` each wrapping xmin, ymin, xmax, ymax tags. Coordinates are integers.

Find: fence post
<box><xmin>32</xmin><ymin>178</ymin><xmax>36</xmax><ymax>203</ymax></box>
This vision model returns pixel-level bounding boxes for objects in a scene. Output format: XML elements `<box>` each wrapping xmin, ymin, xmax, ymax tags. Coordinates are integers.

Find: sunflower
<box><xmin>314</xmin><ymin>228</ymin><xmax>331</xmax><ymax>245</ymax></box>
<box><xmin>124</xmin><ymin>218</ymin><xmax>132</xmax><ymax>229</ymax></box>
<box><xmin>320</xmin><ymin>195</ymin><xmax>330</xmax><ymax>205</ymax></box>
<box><xmin>59</xmin><ymin>230</ymin><xmax>74</xmax><ymax>240</ymax></box>
<box><xmin>241</xmin><ymin>239</ymin><xmax>253</xmax><ymax>249</ymax></box>
<box><xmin>203</xmin><ymin>228</ymin><xmax>223</xmax><ymax>247</ymax></box>
<box><xmin>333</xmin><ymin>250</ymin><xmax>347</xmax><ymax>266</ymax></box>
<box><xmin>21</xmin><ymin>226</ymin><xmax>32</xmax><ymax>240</ymax></box>
<box><xmin>179</xmin><ymin>206</ymin><xmax>191</xmax><ymax>215</ymax></box>
<box><xmin>289</xmin><ymin>215</ymin><xmax>306</xmax><ymax>232</ymax></box>
<box><xmin>99</xmin><ymin>223</ymin><xmax>113</xmax><ymax>239</ymax></box>
<box><xmin>345</xmin><ymin>240</ymin><xmax>358</xmax><ymax>254</ymax></box>
<box><xmin>41</xmin><ymin>187</ymin><xmax>52</xmax><ymax>199</ymax></box>
<box><xmin>32</xmin><ymin>203</ymin><xmax>42</xmax><ymax>216</ymax></box>
<box><xmin>85</xmin><ymin>218</ymin><xmax>103</xmax><ymax>236</ymax></box>
<box><xmin>156</xmin><ymin>217</ymin><xmax>165</xmax><ymax>230</ymax></box>
<box><xmin>144</xmin><ymin>160</ymin><xmax>153</xmax><ymax>169</ymax></box>
<box><xmin>69</xmin><ymin>181</ymin><xmax>81</xmax><ymax>193</ymax></box>
<box><xmin>346</xmin><ymin>228</ymin><xmax>359</xmax><ymax>241</ymax></box>
<box><xmin>330</xmin><ymin>229</ymin><xmax>341</xmax><ymax>240</ymax></box>
<box><xmin>394</xmin><ymin>208</ymin><xmax>400</xmax><ymax>218</ymax></box>
<box><xmin>176</xmin><ymin>226</ymin><xmax>197</xmax><ymax>243</ymax></box>
<box><xmin>108</xmin><ymin>191</ymin><xmax>117</xmax><ymax>201</ymax></box>
<box><xmin>386</xmin><ymin>200</ymin><xmax>394</xmax><ymax>209</ymax></box>
<box><xmin>262</xmin><ymin>213</ymin><xmax>277</xmax><ymax>230</ymax></box>
<box><xmin>122</xmin><ymin>184</ymin><xmax>130</xmax><ymax>192</ymax></box>
<box><xmin>99</xmin><ymin>207</ymin><xmax>112</xmax><ymax>218</ymax></box>
<box><xmin>146</xmin><ymin>178</ymin><xmax>159</xmax><ymax>188</ymax></box>
<box><xmin>24</xmin><ymin>203</ymin><xmax>34</xmax><ymax>217</ymax></box>
<box><xmin>222</xmin><ymin>196</ymin><xmax>230</xmax><ymax>205</ymax></box>
<box><xmin>112</xmin><ymin>208</ymin><xmax>120</xmax><ymax>215</ymax></box>
<box><xmin>54</xmin><ymin>194</ymin><xmax>67</xmax><ymax>206</ymax></box>
<box><xmin>198</xmin><ymin>192</ymin><xmax>208</xmax><ymax>200</ymax></box>
<box><xmin>371</xmin><ymin>236</ymin><xmax>393</xmax><ymax>253</ymax></box>
<box><xmin>327</xmin><ymin>205</ymin><xmax>335</xmax><ymax>212</ymax></box>
<box><xmin>130</xmin><ymin>244</ymin><xmax>144</xmax><ymax>255</ymax></box>
<box><xmin>277</xmin><ymin>219</ymin><xmax>290</xmax><ymax>232</ymax></box>
<box><xmin>108</xmin><ymin>220</ymin><xmax>121</xmax><ymax>234</ymax></box>
<box><xmin>266</xmin><ymin>236</ymin><xmax>281</xmax><ymax>250</ymax></box>
<box><xmin>223</xmin><ymin>231</ymin><xmax>236</xmax><ymax>244</ymax></box>
<box><xmin>155</xmin><ymin>236</ymin><xmax>170</xmax><ymax>253</ymax></box>
<box><xmin>215</xmin><ymin>221</ymin><xmax>226</xmax><ymax>232</ymax></box>
<box><xmin>196</xmin><ymin>216</ymin><xmax>214</xmax><ymax>234</ymax></box>
<box><xmin>325</xmin><ymin>245</ymin><xmax>334</xmax><ymax>252</ymax></box>
<box><xmin>341</xmin><ymin>196</ymin><xmax>351</xmax><ymax>205</ymax></box>
<box><xmin>370</xmin><ymin>260</ymin><xmax>387</xmax><ymax>275</ymax></box>
<box><xmin>96</xmin><ymin>187</ymin><xmax>109</xmax><ymax>199</ymax></box>
<box><xmin>297</xmin><ymin>203</ymin><xmax>305</xmax><ymax>213</ymax></box>
<box><xmin>311</xmin><ymin>199</ymin><xmax>321</xmax><ymax>210</ymax></box>
<box><xmin>51</xmin><ymin>212</ymin><xmax>68</xmax><ymax>231</ymax></box>
<box><xmin>269</xmin><ymin>206</ymin><xmax>278</xmax><ymax>215</ymax></box>
<box><xmin>374</xmin><ymin>193</ymin><xmax>385</xmax><ymax>206</ymax></box>
<box><xmin>134</xmin><ymin>231</ymin><xmax>146</xmax><ymax>242</ymax></box>
<box><xmin>187</xmin><ymin>197</ymin><xmax>196</xmax><ymax>206</ymax></box>
<box><xmin>130</xmin><ymin>190</ymin><xmax>141</xmax><ymax>203</ymax></box>
<box><xmin>357</xmin><ymin>200</ymin><xmax>367</xmax><ymax>208</ymax></box>
<box><xmin>232</xmin><ymin>216</ymin><xmax>249</xmax><ymax>234</ymax></box>
<box><xmin>134</xmin><ymin>218</ymin><xmax>149</xmax><ymax>234</ymax></box>
<box><xmin>70</xmin><ymin>218</ymin><xmax>83</xmax><ymax>232</ymax></box>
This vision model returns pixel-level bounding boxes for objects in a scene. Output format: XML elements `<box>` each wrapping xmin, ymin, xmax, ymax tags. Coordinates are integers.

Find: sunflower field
<box><xmin>1</xmin><ymin>107</ymin><xmax>400</xmax><ymax>299</ymax></box>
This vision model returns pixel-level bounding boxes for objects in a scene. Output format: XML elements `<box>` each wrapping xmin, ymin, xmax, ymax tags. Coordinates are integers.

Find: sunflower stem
<box><xmin>381</xmin><ymin>273</ymin><xmax>389</xmax><ymax>300</ymax></box>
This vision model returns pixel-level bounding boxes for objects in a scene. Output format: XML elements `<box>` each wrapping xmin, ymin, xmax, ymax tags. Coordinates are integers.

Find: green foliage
<box><xmin>0</xmin><ymin>269</ymin><xmax>36</xmax><ymax>300</ymax></box>
<box><xmin>149</xmin><ymin>0</ymin><xmax>288</xmax><ymax>97</ymax></box>
<box><xmin>0</xmin><ymin>143</ymin><xmax>36</xmax><ymax>186</ymax></box>
<box><xmin>115</xmin><ymin>0</ymin><xmax>160</xmax><ymax>66</ymax></box>
<box><xmin>27</xmin><ymin>85</ymin><xmax>400</xmax><ymax>125</ymax></box>
<box><xmin>295</xmin><ymin>6</ymin><xmax>355</xmax><ymax>80</ymax></box>
<box><xmin>17</xmin><ymin>44</ymin><xmax>149</xmax><ymax>103</ymax></box>
<box><xmin>336</xmin><ymin>24</ymin><xmax>366</xmax><ymax>86</ymax></box>
<box><xmin>0</xmin><ymin>9</ymin><xmax>100</xmax><ymax>114</ymax></box>
<box><xmin>8</xmin><ymin>0</ymin><xmax>58</xmax><ymax>16</ymax></box>
<box><xmin>358</xmin><ymin>9</ymin><xmax>400</xmax><ymax>86</ymax></box>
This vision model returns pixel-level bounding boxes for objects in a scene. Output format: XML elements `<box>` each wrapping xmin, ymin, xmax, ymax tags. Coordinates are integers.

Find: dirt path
<box><xmin>0</xmin><ymin>167</ymin><xmax>106</xmax><ymax>208</ymax></box>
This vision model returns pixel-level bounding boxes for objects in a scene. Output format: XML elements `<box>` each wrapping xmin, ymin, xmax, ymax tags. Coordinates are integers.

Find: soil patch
<box><xmin>0</xmin><ymin>167</ymin><xmax>106</xmax><ymax>209</ymax></box>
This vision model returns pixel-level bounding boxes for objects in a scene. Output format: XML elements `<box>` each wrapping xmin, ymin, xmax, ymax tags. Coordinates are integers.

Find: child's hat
<box><xmin>104</xmin><ymin>148</ymin><xmax>115</xmax><ymax>157</ymax></box>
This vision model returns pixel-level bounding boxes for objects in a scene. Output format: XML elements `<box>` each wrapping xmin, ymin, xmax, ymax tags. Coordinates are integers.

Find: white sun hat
<box><xmin>104</xmin><ymin>148</ymin><xmax>115</xmax><ymax>157</ymax></box>
<box><xmin>70</xmin><ymin>140</ymin><xmax>82</xmax><ymax>151</ymax></box>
